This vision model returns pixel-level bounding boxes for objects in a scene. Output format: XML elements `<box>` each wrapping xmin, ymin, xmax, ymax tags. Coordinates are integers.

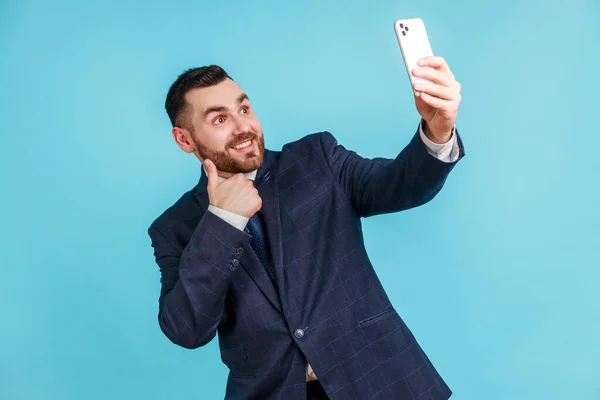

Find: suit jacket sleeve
<box><xmin>319</xmin><ymin>125</ymin><xmax>465</xmax><ymax>218</ymax></box>
<box><xmin>148</xmin><ymin>211</ymin><xmax>251</xmax><ymax>349</ymax></box>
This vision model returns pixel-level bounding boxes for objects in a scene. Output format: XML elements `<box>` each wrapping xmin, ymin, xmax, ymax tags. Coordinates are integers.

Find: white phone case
<box><xmin>393</xmin><ymin>18</ymin><xmax>434</xmax><ymax>90</ymax></box>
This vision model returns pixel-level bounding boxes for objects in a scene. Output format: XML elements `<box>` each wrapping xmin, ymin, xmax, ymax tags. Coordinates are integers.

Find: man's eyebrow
<box><xmin>203</xmin><ymin>105</ymin><xmax>227</xmax><ymax>117</ymax></box>
<box><xmin>203</xmin><ymin>93</ymin><xmax>250</xmax><ymax>118</ymax></box>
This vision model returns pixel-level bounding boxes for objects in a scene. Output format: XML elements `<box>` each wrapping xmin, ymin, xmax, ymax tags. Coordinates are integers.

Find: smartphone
<box><xmin>393</xmin><ymin>18</ymin><xmax>434</xmax><ymax>92</ymax></box>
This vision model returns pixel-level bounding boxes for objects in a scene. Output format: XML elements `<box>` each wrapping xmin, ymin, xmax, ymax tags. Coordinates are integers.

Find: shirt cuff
<box><xmin>418</xmin><ymin>119</ymin><xmax>460</xmax><ymax>163</ymax></box>
<box><xmin>207</xmin><ymin>205</ymin><xmax>249</xmax><ymax>231</ymax></box>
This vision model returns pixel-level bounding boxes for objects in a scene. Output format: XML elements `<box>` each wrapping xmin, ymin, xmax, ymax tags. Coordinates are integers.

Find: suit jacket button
<box><xmin>294</xmin><ymin>329</ymin><xmax>304</xmax><ymax>339</ymax></box>
<box><xmin>236</xmin><ymin>247</ymin><xmax>244</xmax><ymax>256</ymax></box>
<box><xmin>232</xmin><ymin>259</ymin><xmax>240</xmax><ymax>267</ymax></box>
<box><xmin>229</xmin><ymin>264</ymin><xmax>236</xmax><ymax>272</ymax></box>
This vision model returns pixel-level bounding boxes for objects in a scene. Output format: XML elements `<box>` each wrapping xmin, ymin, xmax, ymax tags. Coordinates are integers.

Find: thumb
<box><xmin>204</xmin><ymin>159</ymin><xmax>219</xmax><ymax>192</ymax></box>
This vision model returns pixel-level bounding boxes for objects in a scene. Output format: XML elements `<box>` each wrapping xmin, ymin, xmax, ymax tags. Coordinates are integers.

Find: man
<box><xmin>148</xmin><ymin>58</ymin><xmax>464</xmax><ymax>399</ymax></box>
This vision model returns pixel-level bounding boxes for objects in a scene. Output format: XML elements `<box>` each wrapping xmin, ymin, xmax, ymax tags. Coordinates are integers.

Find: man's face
<box><xmin>184</xmin><ymin>79</ymin><xmax>264</xmax><ymax>176</ymax></box>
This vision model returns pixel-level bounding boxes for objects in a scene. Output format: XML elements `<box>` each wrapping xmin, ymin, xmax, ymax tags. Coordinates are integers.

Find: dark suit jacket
<box><xmin>148</xmin><ymin>128</ymin><xmax>465</xmax><ymax>399</ymax></box>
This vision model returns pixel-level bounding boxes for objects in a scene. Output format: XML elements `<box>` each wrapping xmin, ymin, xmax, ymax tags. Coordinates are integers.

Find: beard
<box><xmin>193</xmin><ymin>130</ymin><xmax>265</xmax><ymax>174</ymax></box>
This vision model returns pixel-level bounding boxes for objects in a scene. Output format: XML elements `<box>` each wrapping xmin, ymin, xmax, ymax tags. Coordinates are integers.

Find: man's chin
<box><xmin>241</xmin><ymin>158</ymin><xmax>263</xmax><ymax>173</ymax></box>
<box><xmin>233</xmin><ymin>150</ymin><xmax>263</xmax><ymax>167</ymax></box>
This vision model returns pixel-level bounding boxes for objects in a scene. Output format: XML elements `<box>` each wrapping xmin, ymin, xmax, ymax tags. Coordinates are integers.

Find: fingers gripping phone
<box><xmin>393</xmin><ymin>18</ymin><xmax>434</xmax><ymax>94</ymax></box>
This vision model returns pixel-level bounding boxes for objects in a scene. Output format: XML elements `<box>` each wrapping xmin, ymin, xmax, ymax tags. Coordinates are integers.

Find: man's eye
<box><xmin>214</xmin><ymin>116</ymin><xmax>226</xmax><ymax>124</ymax></box>
<box><xmin>240</xmin><ymin>107</ymin><xmax>249</xmax><ymax>114</ymax></box>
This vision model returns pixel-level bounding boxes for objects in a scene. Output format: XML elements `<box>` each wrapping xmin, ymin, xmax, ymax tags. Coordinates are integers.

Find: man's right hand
<box><xmin>205</xmin><ymin>159</ymin><xmax>262</xmax><ymax>218</ymax></box>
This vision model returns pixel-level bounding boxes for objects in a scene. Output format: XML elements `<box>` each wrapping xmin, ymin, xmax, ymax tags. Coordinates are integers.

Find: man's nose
<box><xmin>231</xmin><ymin>114</ymin><xmax>251</xmax><ymax>135</ymax></box>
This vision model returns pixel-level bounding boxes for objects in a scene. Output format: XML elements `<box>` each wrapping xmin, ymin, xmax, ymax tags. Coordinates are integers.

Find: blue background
<box><xmin>1</xmin><ymin>0</ymin><xmax>599</xmax><ymax>399</ymax></box>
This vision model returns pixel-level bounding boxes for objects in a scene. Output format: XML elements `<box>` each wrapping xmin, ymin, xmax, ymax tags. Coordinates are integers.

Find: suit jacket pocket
<box><xmin>358</xmin><ymin>307</ymin><xmax>396</xmax><ymax>328</ymax></box>
<box><xmin>220</xmin><ymin>345</ymin><xmax>257</xmax><ymax>378</ymax></box>
<box><xmin>357</xmin><ymin>307</ymin><xmax>415</xmax><ymax>374</ymax></box>
<box><xmin>357</xmin><ymin>307</ymin><xmax>400</xmax><ymax>344</ymax></box>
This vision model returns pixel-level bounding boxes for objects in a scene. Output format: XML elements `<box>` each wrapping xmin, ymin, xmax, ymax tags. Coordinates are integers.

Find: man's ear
<box><xmin>172</xmin><ymin>127</ymin><xmax>195</xmax><ymax>154</ymax></box>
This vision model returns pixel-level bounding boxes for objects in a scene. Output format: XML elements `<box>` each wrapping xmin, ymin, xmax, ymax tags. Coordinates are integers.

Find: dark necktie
<box><xmin>245</xmin><ymin>212</ymin><xmax>277</xmax><ymax>283</ymax></box>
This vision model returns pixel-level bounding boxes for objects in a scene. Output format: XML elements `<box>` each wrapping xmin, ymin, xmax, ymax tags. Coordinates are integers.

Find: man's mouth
<box><xmin>231</xmin><ymin>139</ymin><xmax>254</xmax><ymax>152</ymax></box>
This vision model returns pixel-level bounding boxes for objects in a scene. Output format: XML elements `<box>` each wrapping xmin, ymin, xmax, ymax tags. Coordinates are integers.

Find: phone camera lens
<box><xmin>402</xmin><ymin>31</ymin><xmax>406</xmax><ymax>36</ymax></box>
<box><xmin>399</xmin><ymin>23</ymin><xmax>404</xmax><ymax>28</ymax></box>
<box><xmin>405</xmin><ymin>26</ymin><xmax>409</xmax><ymax>31</ymax></box>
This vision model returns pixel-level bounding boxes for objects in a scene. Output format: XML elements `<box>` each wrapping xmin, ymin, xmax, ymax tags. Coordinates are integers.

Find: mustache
<box><xmin>228</xmin><ymin>132</ymin><xmax>258</xmax><ymax>148</ymax></box>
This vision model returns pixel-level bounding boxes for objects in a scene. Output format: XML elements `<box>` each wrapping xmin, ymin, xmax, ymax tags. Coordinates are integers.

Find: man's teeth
<box><xmin>234</xmin><ymin>140</ymin><xmax>252</xmax><ymax>150</ymax></box>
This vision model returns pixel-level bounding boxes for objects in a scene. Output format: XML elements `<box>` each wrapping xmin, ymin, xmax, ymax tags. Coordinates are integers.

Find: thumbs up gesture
<box><xmin>204</xmin><ymin>159</ymin><xmax>262</xmax><ymax>218</ymax></box>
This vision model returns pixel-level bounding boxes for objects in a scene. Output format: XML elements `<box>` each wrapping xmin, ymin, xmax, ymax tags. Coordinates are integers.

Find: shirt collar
<box><xmin>202</xmin><ymin>167</ymin><xmax>258</xmax><ymax>183</ymax></box>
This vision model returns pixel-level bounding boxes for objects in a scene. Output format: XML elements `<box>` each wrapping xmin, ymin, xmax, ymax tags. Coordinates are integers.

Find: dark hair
<box><xmin>165</xmin><ymin>65</ymin><xmax>233</xmax><ymax>130</ymax></box>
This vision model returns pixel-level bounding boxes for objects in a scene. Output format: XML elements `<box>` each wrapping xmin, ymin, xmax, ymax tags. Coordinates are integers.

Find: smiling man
<box><xmin>148</xmin><ymin>61</ymin><xmax>464</xmax><ymax>400</ymax></box>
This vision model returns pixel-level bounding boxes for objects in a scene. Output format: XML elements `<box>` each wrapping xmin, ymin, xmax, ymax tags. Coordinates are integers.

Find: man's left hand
<box><xmin>412</xmin><ymin>56</ymin><xmax>462</xmax><ymax>144</ymax></box>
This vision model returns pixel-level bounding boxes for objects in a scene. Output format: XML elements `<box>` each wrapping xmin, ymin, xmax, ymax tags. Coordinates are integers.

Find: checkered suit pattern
<box><xmin>148</xmin><ymin>127</ymin><xmax>465</xmax><ymax>399</ymax></box>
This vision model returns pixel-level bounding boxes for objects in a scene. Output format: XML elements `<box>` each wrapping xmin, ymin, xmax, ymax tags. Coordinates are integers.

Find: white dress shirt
<box><xmin>205</xmin><ymin>122</ymin><xmax>459</xmax><ymax>381</ymax></box>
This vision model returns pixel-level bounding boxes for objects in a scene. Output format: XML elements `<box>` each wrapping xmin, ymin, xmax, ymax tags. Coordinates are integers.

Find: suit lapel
<box><xmin>194</xmin><ymin>154</ymin><xmax>283</xmax><ymax>313</ymax></box>
<box><xmin>255</xmin><ymin>151</ymin><xmax>285</xmax><ymax>296</ymax></box>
